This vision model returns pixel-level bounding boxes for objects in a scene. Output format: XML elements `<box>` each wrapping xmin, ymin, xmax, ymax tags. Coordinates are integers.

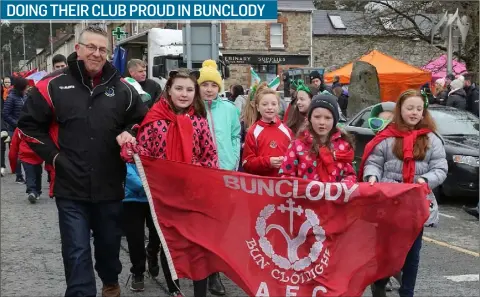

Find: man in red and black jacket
<box><xmin>18</xmin><ymin>25</ymin><xmax>147</xmax><ymax>297</ymax></box>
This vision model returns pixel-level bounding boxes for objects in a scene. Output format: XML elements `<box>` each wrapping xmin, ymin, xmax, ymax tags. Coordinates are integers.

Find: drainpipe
<box><xmin>310</xmin><ymin>11</ymin><xmax>313</xmax><ymax>67</ymax></box>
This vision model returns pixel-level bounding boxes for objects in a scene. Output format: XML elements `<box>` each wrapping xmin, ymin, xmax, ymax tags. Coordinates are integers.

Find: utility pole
<box><xmin>14</xmin><ymin>24</ymin><xmax>26</xmax><ymax>70</ymax></box>
<box><xmin>9</xmin><ymin>40</ymin><xmax>12</xmax><ymax>74</ymax></box>
<box><xmin>50</xmin><ymin>21</ymin><xmax>54</xmax><ymax>55</ymax></box>
<box><xmin>185</xmin><ymin>21</ymin><xmax>192</xmax><ymax>69</ymax></box>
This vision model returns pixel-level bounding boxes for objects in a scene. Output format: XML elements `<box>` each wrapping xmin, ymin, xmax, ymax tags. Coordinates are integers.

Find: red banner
<box><xmin>136</xmin><ymin>156</ymin><xmax>429</xmax><ymax>297</ymax></box>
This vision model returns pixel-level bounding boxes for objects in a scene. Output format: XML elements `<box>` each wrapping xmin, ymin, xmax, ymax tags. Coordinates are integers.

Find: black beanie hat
<box><xmin>310</xmin><ymin>70</ymin><xmax>321</xmax><ymax>81</ymax></box>
<box><xmin>308</xmin><ymin>94</ymin><xmax>340</xmax><ymax>127</ymax></box>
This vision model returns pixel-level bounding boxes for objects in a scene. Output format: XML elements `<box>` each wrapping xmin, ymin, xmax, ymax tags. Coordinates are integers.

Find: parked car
<box><xmin>343</xmin><ymin>104</ymin><xmax>479</xmax><ymax>200</ymax></box>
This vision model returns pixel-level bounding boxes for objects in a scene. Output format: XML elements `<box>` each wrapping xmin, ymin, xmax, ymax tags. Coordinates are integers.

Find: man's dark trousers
<box><xmin>56</xmin><ymin>197</ymin><xmax>123</xmax><ymax>297</ymax></box>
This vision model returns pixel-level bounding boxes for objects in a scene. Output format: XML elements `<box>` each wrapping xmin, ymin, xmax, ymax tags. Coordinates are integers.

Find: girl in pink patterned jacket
<box><xmin>121</xmin><ymin>69</ymin><xmax>218</xmax><ymax>297</ymax></box>
<box><xmin>279</xmin><ymin>94</ymin><xmax>356</xmax><ymax>184</ymax></box>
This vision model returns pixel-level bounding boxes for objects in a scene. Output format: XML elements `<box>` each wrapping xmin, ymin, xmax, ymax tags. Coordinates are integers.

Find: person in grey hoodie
<box><xmin>446</xmin><ymin>78</ymin><xmax>467</xmax><ymax>110</ymax></box>
<box><xmin>232</xmin><ymin>84</ymin><xmax>246</xmax><ymax>113</ymax></box>
<box><xmin>361</xmin><ymin>89</ymin><xmax>448</xmax><ymax>297</ymax></box>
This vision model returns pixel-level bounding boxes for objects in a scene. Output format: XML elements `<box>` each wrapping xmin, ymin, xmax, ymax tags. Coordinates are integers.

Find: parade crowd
<box><xmin>0</xmin><ymin>25</ymin><xmax>478</xmax><ymax>297</ymax></box>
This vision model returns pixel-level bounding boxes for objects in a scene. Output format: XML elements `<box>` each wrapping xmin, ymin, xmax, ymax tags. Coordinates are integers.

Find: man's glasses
<box><xmin>79</xmin><ymin>42</ymin><xmax>109</xmax><ymax>55</ymax></box>
<box><xmin>368</xmin><ymin>117</ymin><xmax>390</xmax><ymax>132</ymax></box>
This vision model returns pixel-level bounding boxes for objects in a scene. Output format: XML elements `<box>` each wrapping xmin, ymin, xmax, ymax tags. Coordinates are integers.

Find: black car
<box><xmin>344</xmin><ymin>104</ymin><xmax>479</xmax><ymax>200</ymax></box>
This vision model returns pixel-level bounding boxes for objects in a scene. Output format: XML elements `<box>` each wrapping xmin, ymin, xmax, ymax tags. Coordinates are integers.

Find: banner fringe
<box><xmin>134</xmin><ymin>154</ymin><xmax>180</xmax><ymax>283</ymax></box>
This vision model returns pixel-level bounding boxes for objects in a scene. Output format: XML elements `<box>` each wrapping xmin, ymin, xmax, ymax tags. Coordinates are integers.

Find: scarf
<box><xmin>140</xmin><ymin>98</ymin><xmax>194</xmax><ymax>162</ymax></box>
<box><xmin>303</xmin><ymin>131</ymin><xmax>354</xmax><ymax>182</ymax></box>
<box><xmin>358</xmin><ymin>124</ymin><xmax>432</xmax><ymax>184</ymax></box>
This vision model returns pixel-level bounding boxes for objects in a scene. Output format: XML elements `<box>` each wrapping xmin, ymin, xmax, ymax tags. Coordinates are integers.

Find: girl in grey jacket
<box><xmin>360</xmin><ymin>89</ymin><xmax>448</xmax><ymax>297</ymax></box>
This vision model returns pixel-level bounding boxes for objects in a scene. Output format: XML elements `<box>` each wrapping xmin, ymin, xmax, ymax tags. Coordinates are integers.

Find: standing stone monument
<box><xmin>347</xmin><ymin>61</ymin><xmax>381</xmax><ymax>117</ymax></box>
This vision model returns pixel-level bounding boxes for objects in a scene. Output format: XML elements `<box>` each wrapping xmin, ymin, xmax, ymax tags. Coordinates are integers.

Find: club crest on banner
<box><xmin>247</xmin><ymin>195</ymin><xmax>331</xmax><ymax>294</ymax></box>
<box><xmin>256</xmin><ymin>199</ymin><xmax>326</xmax><ymax>271</ymax></box>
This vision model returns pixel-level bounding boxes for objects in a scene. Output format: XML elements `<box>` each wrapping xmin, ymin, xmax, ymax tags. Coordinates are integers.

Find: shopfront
<box><xmin>223</xmin><ymin>54</ymin><xmax>310</xmax><ymax>87</ymax></box>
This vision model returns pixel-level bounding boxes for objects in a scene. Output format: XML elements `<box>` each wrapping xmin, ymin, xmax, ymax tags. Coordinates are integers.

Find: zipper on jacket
<box><xmin>207</xmin><ymin>101</ymin><xmax>218</xmax><ymax>145</ymax></box>
<box><xmin>76</xmin><ymin>61</ymin><xmax>115</xmax><ymax>96</ymax></box>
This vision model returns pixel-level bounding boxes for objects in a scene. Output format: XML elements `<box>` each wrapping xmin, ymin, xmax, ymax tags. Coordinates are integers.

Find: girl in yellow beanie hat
<box><xmin>198</xmin><ymin>59</ymin><xmax>241</xmax><ymax>295</ymax></box>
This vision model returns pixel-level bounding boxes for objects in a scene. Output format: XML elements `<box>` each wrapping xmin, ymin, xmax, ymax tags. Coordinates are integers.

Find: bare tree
<box><xmin>360</xmin><ymin>1</ymin><xmax>479</xmax><ymax>79</ymax></box>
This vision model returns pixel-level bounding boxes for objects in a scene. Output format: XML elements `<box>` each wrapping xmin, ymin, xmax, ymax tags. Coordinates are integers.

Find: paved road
<box><xmin>1</xmin><ymin>170</ymin><xmax>478</xmax><ymax>297</ymax></box>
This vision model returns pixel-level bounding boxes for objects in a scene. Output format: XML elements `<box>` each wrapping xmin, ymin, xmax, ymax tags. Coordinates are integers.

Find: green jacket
<box><xmin>204</xmin><ymin>98</ymin><xmax>241</xmax><ymax>170</ymax></box>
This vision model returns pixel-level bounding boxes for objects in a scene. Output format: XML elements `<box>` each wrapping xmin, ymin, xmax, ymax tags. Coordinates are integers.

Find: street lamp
<box><xmin>431</xmin><ymin>9</ymin><xmax>470</xmax><ymax>74</ymax></box>
<box><xmin>13</xmin><ymin>24</ymin><xmax>26</xmax><ymax>70</ymax></box>
<box><xmin>2</xmin><ymin>41</ymin><xmax>13</xmax><ymax>74</ymax></box>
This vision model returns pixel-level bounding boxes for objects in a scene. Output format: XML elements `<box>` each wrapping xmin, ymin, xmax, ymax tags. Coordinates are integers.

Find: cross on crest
<box><xmin>277</xmin><ymin>198</ymin><xmax>303</xmax><ymax>235</ymax></box>
<box><xmin>112</xmin><ymin>27</ymin><xmax>128</xmax><ymax>41</ymax></box>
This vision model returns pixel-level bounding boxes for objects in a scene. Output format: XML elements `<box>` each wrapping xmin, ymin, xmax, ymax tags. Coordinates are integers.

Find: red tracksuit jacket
<box><xmin>241</xmin><ymin>118</ymin><xmax>293</xmax><ymax>176</ymax></box>
<box><xmin>8</xmin><ymin>128</ymin><xmax>43</xmax><ymax>171</ymax></box>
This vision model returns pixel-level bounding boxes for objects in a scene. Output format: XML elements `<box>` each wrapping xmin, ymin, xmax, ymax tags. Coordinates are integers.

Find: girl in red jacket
<box><xmin>8</xmin><ymin>128</ymin><xmax>44</xmax><ymax>203</ymax></box>
<box><xmin>279</xmin><ymin>94</ymin><xmax>356</xmax><ymax>184</ymax></box>
<box><xmin>242</xmin><ymin>83</ymin><xmax>293</xmax><ymax>177</ymax></box>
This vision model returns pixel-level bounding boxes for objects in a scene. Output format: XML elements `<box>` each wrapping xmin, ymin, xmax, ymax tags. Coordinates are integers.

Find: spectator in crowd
<box><xmin>446</xmin><ymin>79</ymin><xmax>467</xmax><ymax>110</ymax></box>
<box><xmin>332</xmin><ymin>75</ymin><xmax>342</xmax><ymax>89</ymax></box>
<box><xmin>128</xmin><ymin>59</ymin><xmax>162</xmax><ymax>108</ymax></box>
<box><xmin>3</xmin><ymin>76</ymin><xmax>28</xmax><ymax>183</ymax></box>
<box><xmin>2</xmin><ymin>76</ymin><xmax>12</xmax><ymax>101</ymax></box>
<box><xmin>309</xmin><ymin>70</ymin><xmax>326</xmax><ymax>92</ymax></box>
<box><xmin>332</xmin><ymin>86</ymin><xmax>349</xmax><ymax>117</ymax></box>
<box><xmin>52</xmin><ymin>54</ymin><xmax>67</xmax><ymax>70</ymax></box>
<box><xmin>445</xmin><ymin>73</ymin><xmax>455</xmax><ymax>91</ymax></box>
<box><xmin>433</xmin><ymin>78</ymin><xmax>448</xmax><ymax>105</ymax></box>
<box><xmin>232</xmin><ymin>84</ymin><xmax>246</xmax><ymax>113</ymax></box>
<box><xmin>463</xmin><ymin>73</ymin><xmax>479</xmax><ymax>116</ymax></box>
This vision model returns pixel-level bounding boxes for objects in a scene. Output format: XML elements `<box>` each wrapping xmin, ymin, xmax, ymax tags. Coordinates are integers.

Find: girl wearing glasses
<box><xmin>359</xmin><ymin>90</ymin><xmax>447</xmax><ymax>297</ymax></box>
<box><xmin>121</xmin><ymin>69</ymin><xmax>218</xmax><ymax>297</ymax></box>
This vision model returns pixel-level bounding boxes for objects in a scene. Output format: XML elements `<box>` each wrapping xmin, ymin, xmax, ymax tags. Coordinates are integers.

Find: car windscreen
<box><xmin>430</xmin><ymin>109</ymin><xmax>479</xmax><ymax>136</ymax></box>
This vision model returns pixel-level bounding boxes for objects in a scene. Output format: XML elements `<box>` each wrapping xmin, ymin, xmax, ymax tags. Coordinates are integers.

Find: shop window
<box><xmin>252</xmin><ymin>64</ymin><xmax>278</xmax><ymax>83</ymax></box>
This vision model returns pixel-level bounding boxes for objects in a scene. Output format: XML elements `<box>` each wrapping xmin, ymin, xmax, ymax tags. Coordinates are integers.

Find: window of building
<box><xmin>252</xmin><ymin>64</ymin><xmax>278</xmax><ymax>82</ymax></box>
<box><xmin>328</xmin><ymin>14</ymin><xmax>346</xmax><ymax>29</ymax></box>
<box><xmin>165</xmin><ymin>22</ymin><xmax>179</xmax><ymax>30</ymax></box>
<box><xmin>270</xmin><ymin>23</ymin><xmax>284</xmax><ymax>48</ymax></box>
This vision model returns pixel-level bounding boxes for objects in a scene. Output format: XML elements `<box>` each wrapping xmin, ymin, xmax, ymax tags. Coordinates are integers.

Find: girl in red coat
<box><xmin>121</xmin><ymin>69</ymin><xmax>218</xmax><ymax>297</ymax></box>
<box><xmin>241</xmin><ymin>83</ymin><xmax>293</xmax><ymax>176</ymax></box>
<box><xmin>279</xmin><ymin>94</ymin><xmax>356</xmax><ymax>184</ymax></box>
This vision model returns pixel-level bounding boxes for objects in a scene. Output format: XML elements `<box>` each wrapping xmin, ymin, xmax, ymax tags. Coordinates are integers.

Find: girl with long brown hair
<box><xmin>285</xmin><ymin>80</ymin><xmax>318</xmax><ymax>137</ymax></box>
<box><xmin>279</xmin><ymin>94</ymin><xmax>356</xmax><ymax>183</ymax></box>
<box><xmin>121</xmin><ymin>68</ymin><xmax>218</xmax><ymax>297</ymax></box>
<box><xmin>359</xmin><ymin>89</ymin><xmax>448</xmax><ymax>297</ymax></box>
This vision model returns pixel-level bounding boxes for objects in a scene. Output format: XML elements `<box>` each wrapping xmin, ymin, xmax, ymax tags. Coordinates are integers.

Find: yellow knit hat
<box><xmin>197</xmin><ymin>60</ymin><xmax>223</xmax><ymax>91</ymax></box>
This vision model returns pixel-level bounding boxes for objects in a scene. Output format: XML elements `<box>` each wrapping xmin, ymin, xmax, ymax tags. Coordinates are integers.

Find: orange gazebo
<box><xmin>324</xmin><ymin>50</ymin><xmax>431</xmax><ymax>102</ymax></box>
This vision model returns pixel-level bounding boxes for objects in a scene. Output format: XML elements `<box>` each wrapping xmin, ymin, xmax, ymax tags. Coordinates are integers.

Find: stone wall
<box><xmin>222</xmin><ymin>12</ymin><xmax>311</xmax><ymax>54</ymax></box>
<box><xmin>313</xmin><ymin>35</ymin><xmax>444</xmax><ymax>72</ymax></box>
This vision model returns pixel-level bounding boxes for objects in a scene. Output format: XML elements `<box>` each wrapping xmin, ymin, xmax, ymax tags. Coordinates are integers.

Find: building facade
<box><xmin>312</xmin><ymin>10</ymin><xmax>445</xmax><ymax>72</ymax></box>
<box><xmin>222</xmin><ymin>0</ymin><xmax>315</xmax><ymax>89</ymax></box>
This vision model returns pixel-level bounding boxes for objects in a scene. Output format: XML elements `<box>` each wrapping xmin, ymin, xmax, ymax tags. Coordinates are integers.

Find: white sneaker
<box><xmin>0</xmin><ymin>167</ymin><xmax>5</xmax><ymax>177</ymax></box>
